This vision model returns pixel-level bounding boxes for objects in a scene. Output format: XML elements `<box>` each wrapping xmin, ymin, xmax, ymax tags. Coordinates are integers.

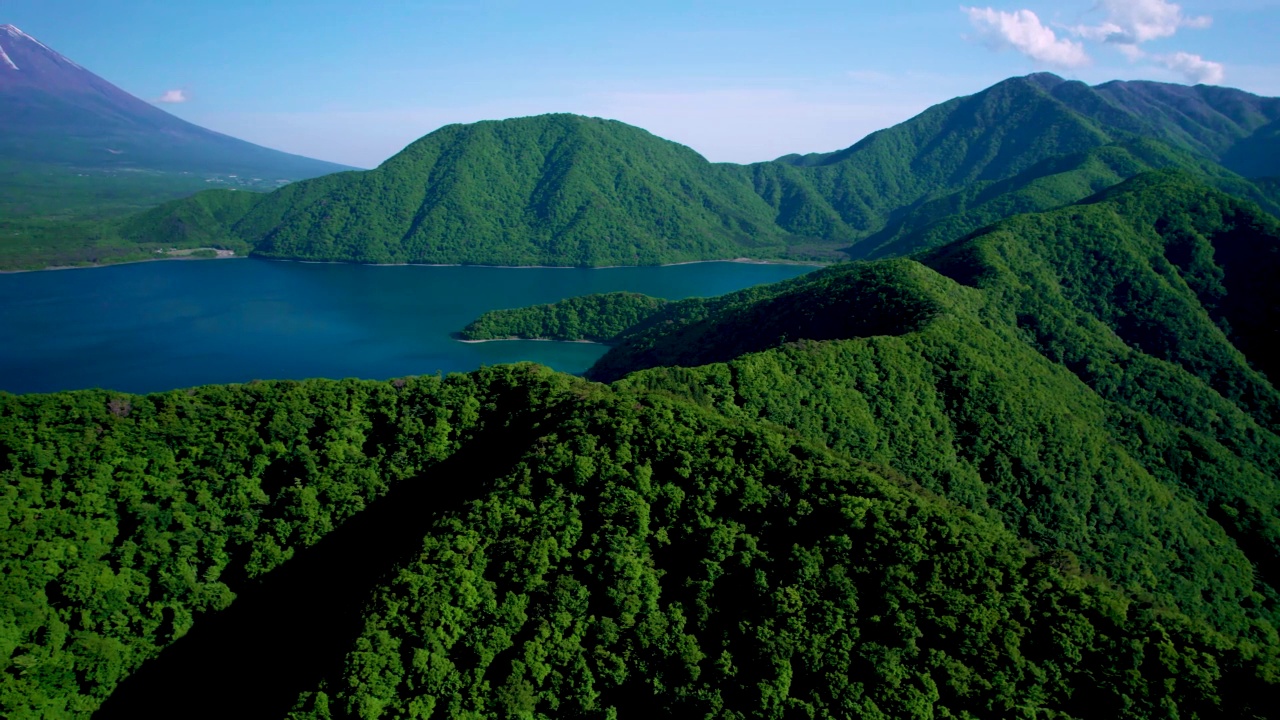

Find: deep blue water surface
<box><xmin>0</xmin><ymin>259</ymin><xmax>815</xmax><ymax>394</ymax></box>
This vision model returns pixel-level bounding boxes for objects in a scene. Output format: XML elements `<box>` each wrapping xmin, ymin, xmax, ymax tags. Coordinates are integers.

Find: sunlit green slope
<box><xmin>3</xmin><ymin>365</ymin><xmax>1276</xmax><ymax>719</ymax></box>
<box><xmin>584</xmin><ymin>175</ymin><xmax>1280</xmax><ymax>649</ymax></box>
<box><xmin>237</xmin><ymin>114</ymin><xmax>795</xmax><ymax>266</ymax></box>
<box><xmin>78</xmin><ymin>74</ymin><xmax>1279</xmax><ymax>271</ymax></box>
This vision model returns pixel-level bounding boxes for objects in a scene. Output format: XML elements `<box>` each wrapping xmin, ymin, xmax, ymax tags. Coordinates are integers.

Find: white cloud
<box><xmin>963</xmin><ymin>2</ymin><xmax>1226</xmax><ymax>86</ymax></box>
<box><xmin>1115</xmin><ymin>43</ymin><xmax>1147</xmax><ymax>61</ymax></box>
<box><xmin>1156</xmin><ymin>51</ymin><xmax>1226</xmax><ymax>84</ymax></box>
<box><xmin>1074</xmin><ymin>0</ymin><xmax>1211</xmax><ymax>44</ymax></box>
<box><xmin>964</xmin><ymin>7</ymin><xmax>1091</xmax><ymax>68</ymax></box>
<box><xmin>1063</xmin><ymin>0</ymin><xmax>1225</xmax><ymax>84</ymax></box>
<box><xmin>155</xmin><ymin>89</ymin><xmax>189</xmax><ymax>104</ymax></box>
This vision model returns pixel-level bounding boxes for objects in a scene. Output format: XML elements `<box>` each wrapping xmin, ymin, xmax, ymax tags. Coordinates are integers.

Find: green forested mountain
<box><xmin>853</xmin><ymin>138</ymin><xmax>1280</xmax><ymax>260</ymax></box>
<box><xmin>4</xmin><ymin>370</ymin><xmax>1277</xmax><ymax>719</ymax></box>
<box><xmin>145</xmin><ymin>115</ymin><xmax>799</xmax><ymax>268</ymax></box>
<box><xmin>4</xmin><ymin>172</ymin><xmax>1280</xmax><ymax>718</ymax></box>
<box><xmin>589</xmin><ymin>173</ymin><xmax>1280</xmax><ymax>637</ymax></box>
<box><xmin>35</xmin><ymin>73</ymin><xmax>1277</xmax><ymax>272</ymax></box>
<box><xmin>754</xmin><ymin>74</ymin><xmax>1280</xmax><ymax>257</ymax></box>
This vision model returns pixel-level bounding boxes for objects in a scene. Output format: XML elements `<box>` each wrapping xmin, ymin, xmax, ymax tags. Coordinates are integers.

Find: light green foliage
<box><xmin>288</xmin><ymin>374</ymin><xmax>1278</xmax><ymax>719</ymax></box>
<box><xmin>0</xmin><ymin>188</ymin><xmax>260</xmax><ymax>270</ymax></box>
<box><xmin>599</xmin><ymin>174</ymin><xmax>1280</xmax><ymax>649</ymax></box>
<box><xmin>239</xmin><ymin>116</ymin><xmax>797</xmax><ymax>266</ymax></box>
<box><xmin>0</xmin><ymin>375</ymin><xmax>481</xmax><ymax>715</ymax></box>
<box><xmin>458</xmin><ymin>292</ymin><xmax>669</xmax><ymax>342</ymax></box>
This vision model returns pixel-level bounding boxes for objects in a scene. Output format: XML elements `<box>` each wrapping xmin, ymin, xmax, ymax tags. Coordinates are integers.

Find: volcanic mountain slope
<box><xmin>118</xmin><ymin>73</ymin><xmax>1280</xmax><ymax>268</ymax></box>
<box><xmin>0</xmin><ymin>24</ymin><xmax>348</xmax><ymax>181</ymax></box>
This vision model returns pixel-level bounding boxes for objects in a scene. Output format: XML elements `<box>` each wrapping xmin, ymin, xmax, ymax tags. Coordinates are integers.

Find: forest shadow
<box><xmin>93</xmin><ymin>420</ymin><xmax>538</xmax><ymax>720</ymax></box>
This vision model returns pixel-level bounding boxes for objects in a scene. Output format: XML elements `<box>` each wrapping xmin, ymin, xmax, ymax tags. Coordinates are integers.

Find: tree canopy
<box><xmin>3</xmin><ymin>173</ymin><xmax>1279</xmax><ymax>718</ymax></box>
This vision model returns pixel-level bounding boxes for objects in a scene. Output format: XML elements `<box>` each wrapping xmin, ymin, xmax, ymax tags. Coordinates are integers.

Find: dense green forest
<box><xmin>3</xmin><ymin>171</ymin><xmax>1279</xmax><ymax>717</ymax></box>
<box><xmin>7</xmin><ymin>73</ymin><xmax>1280</xmax><ymax>271</ymax></box>
<box><xmin>593</xmin><ymin>173</ymin><xmax>1280</xmax><ymax>634</ymax></box>
<box><xmin>0</xmin><ymin>188</ymin><xmax>259</xmax><ymax>270</ymax></box>
<box><xmin>458</xmin><ymin>292</ymin><xmax>669</xmax><ymax>343</ymax></box>
<box><xmin>4</xmin><ymin>368</ymin><xmax>1278</xmax><ymax>719</ymax></box>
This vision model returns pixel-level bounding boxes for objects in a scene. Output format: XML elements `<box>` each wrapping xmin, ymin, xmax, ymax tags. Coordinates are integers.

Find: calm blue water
<box><xmin>0</xmin><ymin>259</ymin><xmax>815</xmax><ymax>395</ymax></box>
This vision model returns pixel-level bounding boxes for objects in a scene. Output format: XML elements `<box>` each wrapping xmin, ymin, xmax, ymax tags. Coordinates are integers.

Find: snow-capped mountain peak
<box><xmin>0</xmin><ymin>23</ymin><xmax>350</xmax><ymax>178</ymax></box>
<box><xmin>0</xmin><ymin>24</ymin><xmax>84</xmax><ymax>72</ymax></box>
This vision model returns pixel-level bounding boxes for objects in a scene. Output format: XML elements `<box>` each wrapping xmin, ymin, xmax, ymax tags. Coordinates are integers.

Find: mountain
<box><xmin>850</xmin><ymin>138</ymin><xmax>1279</xmax><ymax>260</ymax></box>
<box><xmin>589</xmin><ymin>174</ymin><xmax>1280</xmax><ymax>627</ymax></box>
<box><xmin>0</xmin><ymin>24</ymin><xmax>349</xmax><ymax>183</ymax></box>
<box><xmin>515</xmin><ymin>169</ymin><xmax>1280</xmax><ymax>634</ymax></box>
<box><xmin>759</xmin><ymin>73</ymin><xmax>1280</xmax><ymax>256</ymax></box>
<box><xmin>103</xmin><ymin>73</ymin><xmax>1280</xmax><ymax>270</ymax></box>
<box><xmin>3</xmin><ymin>173</ymin><xmax>1279</xmax><ymax>718</ymax></box>
<box><xmin>239</xmin><ymin>114</ymin><xmax>796</xmax><ymax>266</ymax></box>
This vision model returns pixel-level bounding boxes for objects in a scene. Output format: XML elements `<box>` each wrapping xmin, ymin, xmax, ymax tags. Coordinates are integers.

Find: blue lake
<box><xmin>0</xmin><ymin>259</ymin><xmax>816</xmax><ymax>395</ymax></box>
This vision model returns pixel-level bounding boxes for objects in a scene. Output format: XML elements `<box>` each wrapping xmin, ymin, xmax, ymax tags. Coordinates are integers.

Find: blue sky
<box><xmin>6</xmin><ymin>0</ymin><xmax>1278</xmax><ymax>167</ymax></box>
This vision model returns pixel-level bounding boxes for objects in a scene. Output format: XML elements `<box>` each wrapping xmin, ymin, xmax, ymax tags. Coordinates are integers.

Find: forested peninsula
<box><xmin>4</xmin><ymin>171</ymin><xmax>1280</xmax><ymax>718</ymax></box>
<box><xmin>457</xmin><ymin>292</ymin><xmax>669</xmax><ymax>343</ymax></box>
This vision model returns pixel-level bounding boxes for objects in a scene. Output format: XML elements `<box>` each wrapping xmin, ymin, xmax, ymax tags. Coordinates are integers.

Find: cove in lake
<box><xmin>0</xmin><ymin>259</ymin><xmax>816</xmax><ymax>395</ymax></box>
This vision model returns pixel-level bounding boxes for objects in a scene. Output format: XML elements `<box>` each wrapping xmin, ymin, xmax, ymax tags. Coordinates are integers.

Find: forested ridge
<box><xmin>3</xmin><ymin>171</ymin><xmax>1280</xmax><ymax>717</ymax></box>
<box><xmin>4</xmin><ymin>368</ymin><xmax>1278</xmax><ymax>719</ymax></box>
<box><xmin>594</xmin><ymin>173</ymin><xmax>1280</xmax><ymax>635</ymax></box>
<box><xmin>11</xmin><ymin>73</ymin><xmax>1280</xmax><ymax>271</ymax></box>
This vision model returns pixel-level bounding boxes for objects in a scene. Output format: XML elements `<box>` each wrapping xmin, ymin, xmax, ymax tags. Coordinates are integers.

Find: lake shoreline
<box><xmin>1</xmin><ymin>259</ymin><xmax>815</xmax><ymax>395</ymax></box>
<box><xmin>455</xmin><ymin>337</ymin><xmax>605</xmax><ymax>345</ymax></box>
<box><xmin>1</xmin><ymin>254</ymin><xmax>827</xmax><ymax>275</ymax></box>
<box><xmin>0</xmin><ymin>251</ymin><xmax>244</xmax><ymax>275</ymax></box>
<box><xmin>274</xmin><ymin>256</ymin><xmax>829</xmax><ymax>270</ymax></box>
